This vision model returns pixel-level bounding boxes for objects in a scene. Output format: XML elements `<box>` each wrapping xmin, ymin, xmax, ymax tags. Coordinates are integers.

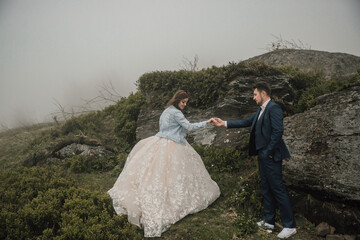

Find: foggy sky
<box><xmin>1</xmin><ymin>0</ymin><xmax>359</xmax><ymax>129</ymax></box>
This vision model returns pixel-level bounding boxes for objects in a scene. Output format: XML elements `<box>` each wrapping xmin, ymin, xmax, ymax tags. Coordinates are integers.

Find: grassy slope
<box><xmin>0</xmin><ymin>122</ymin><xmax>55</xmax><ymax>169</ymax></box>
<box><xmin>4</xmin><ymin>61</ymin><xmax>351</xmax><ymax>238</ymax></box>
<box><xmin>0</xmin><ymin>123</ymin><xmax>321</xmax><ymax>239</ymax></box>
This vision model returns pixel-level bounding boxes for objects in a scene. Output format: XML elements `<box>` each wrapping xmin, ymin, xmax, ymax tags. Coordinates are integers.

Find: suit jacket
<box><xmin>227</xmin><ymin>100</ymin><xmax>290</xmax><ymax>161</ymax></box>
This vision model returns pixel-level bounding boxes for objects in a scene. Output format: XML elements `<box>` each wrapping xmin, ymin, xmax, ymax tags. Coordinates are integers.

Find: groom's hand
<box><xmin>212</xmin><ymin>118</ymin><xmax>225</xmax><ymax>127</ymax></box>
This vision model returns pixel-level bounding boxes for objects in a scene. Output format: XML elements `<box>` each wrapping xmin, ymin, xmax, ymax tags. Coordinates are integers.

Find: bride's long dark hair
<box><xmin>165</xmin><ymin>90</ymin><xmax>189</xmax><ymax>110</ymax></box>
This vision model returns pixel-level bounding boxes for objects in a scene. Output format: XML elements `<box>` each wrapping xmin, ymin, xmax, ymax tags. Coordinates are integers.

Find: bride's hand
<box><xmin>206</xmin><ymin>118</ymin><xmax>214</xmax><ymax>124</ymax></box>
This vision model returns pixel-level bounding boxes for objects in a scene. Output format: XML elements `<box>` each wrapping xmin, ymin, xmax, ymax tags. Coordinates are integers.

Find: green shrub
<box><xmin>61</xmin><ymin>111</ymin><xmax>105</xmax><ymax>136</ymax></box>
<box><xmin>23</xmin><ymin>92</ymin><xmax>144</xmax><ymax>167</ymax></box>
<box><xmin>281</xmin><ymin>67</ymin><xmax>326</xmax><ymax>113</ymax></box>
<box><xmin>283</xmin><ymin>66</ymin><xmax>360</xmax><ymax>113</ymax></box>
<box><xmin>111</xmin><ymin>152</ymin><xmax>129</xmax><ymax>177</ymax></box>
<box><xmin>229</xmin><ymin>185</ymin><xmax>262</xmax><ymax>217</ymax></box>
<box><xmin>61</xmin><ymin>154</ymin><xmax>118</xmax><ymax>173</ymax></box>
<box><xmin>325</xmin><ymin>70</ymin><xmax>360</xmax><ymax>92</ymax></box>
<box><xmin>193</xmin><ymin>134</ymin><xmax>250</xmax><ymax>174</ymax></box>
<box><xmin>0</xmin><ymin>166</ymin><xmax>142</xmax><ymax>239</ymax></box>
<box><xmin>104</xmin><ymin>92</ymin><xmax>145</xmax><ymax>150</ymax></box>
<box><xmin>234</xmin><ymin>212</ymin><xmax>258</xmax><ymax>237</ymax></box>
<box><xmin>228</xmin><ymin>173</ymin><xmax>263</xmax><ymax>237</ymax></box>
<box><xmin>137</xmin><ymin>61</ymin><xmax>283</xmax><ymax>109</ymax></box>
<box><xmin>193</xmin><ymin>145</ymin><xmax>249</xmax><ymax>173</ymax></box>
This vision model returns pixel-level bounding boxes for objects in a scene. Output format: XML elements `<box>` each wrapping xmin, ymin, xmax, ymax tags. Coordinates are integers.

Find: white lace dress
<box><xmin>107</xmin><ymin>136</ymin><xmax>220</xmax><ymax>237</ymax></box>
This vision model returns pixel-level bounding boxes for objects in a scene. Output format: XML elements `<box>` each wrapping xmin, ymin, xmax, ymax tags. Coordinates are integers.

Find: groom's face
<box><xmin>253</xmin><ymin>88</ymin><xmax>264</xmax><ymax>106</ymax></box>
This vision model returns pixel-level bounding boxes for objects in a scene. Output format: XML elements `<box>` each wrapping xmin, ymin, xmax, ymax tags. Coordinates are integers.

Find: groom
<box><xmin>212</xmin><ymin>82</ymin><xmax>296</xmax><ymax>239</ymax></box>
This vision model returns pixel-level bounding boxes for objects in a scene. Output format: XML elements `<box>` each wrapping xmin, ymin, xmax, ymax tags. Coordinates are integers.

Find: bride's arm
<box><xmin>173</xmin><ymin>111</ymin><xmax>208</xmax><ymax>131</ymax></box>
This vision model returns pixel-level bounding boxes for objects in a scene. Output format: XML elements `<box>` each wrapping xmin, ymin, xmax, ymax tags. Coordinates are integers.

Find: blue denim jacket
<box><xmin>155</xmin><ymin>105</ymin><xmax>207</xmax><ymax>145</ymax></box>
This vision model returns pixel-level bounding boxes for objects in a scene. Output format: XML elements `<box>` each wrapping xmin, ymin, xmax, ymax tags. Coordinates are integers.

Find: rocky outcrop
<box><xmin>283</xmin><ymin>86</ymin><xmax>360</xmax><ymax>233</ymax></box>
<box><xmin>246</xmin><ymin>49</ymin><xmax>360</xmax><ymax>79</ymax></box>
<box><xmin>136</xmin><ymin>75</ymin><xmax>295</xmax><ymax>147</ymax></box>
<box><xmin>46</xmin><ymin>143</ymin><xmax>112</xmax><ymax>163</ymax></box>
<box><xmin>283</xmin><ymin>86</ymin><xmax>360</xmax><ymax>204</ymax></box>
<box><xmin>137</xmin><ymin>50</ymin><xmax>360</xmax><ymax>146</ymax></box>
<box><xmin>135</xmin><ymin>50</ymin><xmax>360</xmax><ymax>233</ymax></box>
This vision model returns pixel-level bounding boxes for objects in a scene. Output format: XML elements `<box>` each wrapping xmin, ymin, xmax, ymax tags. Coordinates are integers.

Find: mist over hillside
<box><xmin>1</xmin><ymin>49</ymin><xmax>360</xmax><ymax>239</ymax></box>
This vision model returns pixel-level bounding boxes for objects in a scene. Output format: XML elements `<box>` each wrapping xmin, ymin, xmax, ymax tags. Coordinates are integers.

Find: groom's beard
<box><xmin>257</xmin><ymin>96</ymin><xmax>264</xmax><ymax>106</ymax></box>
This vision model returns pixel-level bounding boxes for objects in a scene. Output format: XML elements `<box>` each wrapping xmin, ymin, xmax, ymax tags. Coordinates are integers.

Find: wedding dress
<box><xmin>108</xmin><ymin>106</ymin><xmax>220</xmax><ymax>237</ymax></box>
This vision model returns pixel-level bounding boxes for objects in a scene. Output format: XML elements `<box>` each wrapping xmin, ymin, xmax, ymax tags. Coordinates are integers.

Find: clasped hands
<box><xmin>206</xmin><ymin>118</ymin><xmax>225</xmax><ymax>127</ymax></box>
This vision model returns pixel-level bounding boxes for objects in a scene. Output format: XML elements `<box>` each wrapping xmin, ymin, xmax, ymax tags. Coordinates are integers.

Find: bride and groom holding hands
<box><xmin>108</xmin><ymin>82</ymin><xmax>297</xmax><ymax>238</ymax></box>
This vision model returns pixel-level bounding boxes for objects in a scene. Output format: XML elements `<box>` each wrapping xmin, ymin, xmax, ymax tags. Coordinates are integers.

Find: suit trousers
<box><xmin>257</xmin><ymin>149</ymin><xmax>296</xmax><ymax>228</ymax></box>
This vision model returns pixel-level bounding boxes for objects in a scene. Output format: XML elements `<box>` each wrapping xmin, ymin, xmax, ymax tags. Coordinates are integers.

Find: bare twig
<box><xmin>180</xmin><ymin>54</ymin><xmax>199</xmax><ymax>71</ymax></box>
<box><xmin>264</xmin><ymin>34</ymin><xmax>311</xmax><ymax>52</ymax></box>
<box><xmin>51</xmin><ymin>80</ymin><xmax>122</xmax><ymax>123</ymax></box>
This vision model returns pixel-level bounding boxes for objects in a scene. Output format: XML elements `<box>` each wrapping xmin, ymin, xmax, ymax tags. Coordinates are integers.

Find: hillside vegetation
<box><xmin>1</xmin><ymin>59</ymin><xmax>359</xmax><ymax>239</ymax></box>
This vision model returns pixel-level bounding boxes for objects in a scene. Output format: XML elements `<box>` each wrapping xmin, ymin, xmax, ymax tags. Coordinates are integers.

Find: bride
<box><xmin>108</xmin><ymin>90</ymin><xmax>220</xmax><ymax>237</ymax></box>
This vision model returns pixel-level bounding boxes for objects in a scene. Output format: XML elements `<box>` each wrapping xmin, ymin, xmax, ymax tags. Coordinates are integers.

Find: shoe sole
<box><xmin>277</xmin><ymin>231</ymin><xmax>297</xmax><ymax>239</ymax></box>
<box><xmin>257</xmin><ymin>224</ymin><xmax>274</xmax><ymax>230</ymax></box>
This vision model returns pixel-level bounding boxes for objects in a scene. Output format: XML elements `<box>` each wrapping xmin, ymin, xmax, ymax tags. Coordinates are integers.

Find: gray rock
<box><xmin>55</xmin><ymin>143</ymin><xmax>111</xmax><ymax>159</ymax></box>
<box><xmin>46</xmin><ymin>157</ymin><xmax>62</xmax><ymax>163</ymax></box>
<box><xmin>246</xmin><ymin>49</ymin><xmax>360</xmax><ymax>79</ymax></box>
<box><xmin>343</xmin><ymin>235</ymin><xmax>356</xmax><ymax>240</ymax></box>
<box><xmin>283</xmin><ymin>86</ymin><xmax>360</xmax><ymax>232</ymax></box>
<box><xmin>136</xmin><ymin>75</ymin><xmax>294</xmax><ymax>147</ymax></box>
<box><xmin>283</xmin><ymin>86</ymin><xmax>360</xmax><ymax>202</ymax></box>
<box><xmin>135</xmin><ymin>50</ymin><xmax>360</xmax><ymax>233</ymax></box>
<box><xmin>326</xmin><ymin>235</ymin><xmax>345</xmax><ymax>240</ymax></box>
<box><xmin>316</xmin><ymin>222</ymin><xmax>331</xmax><ymax>237</ymax></box>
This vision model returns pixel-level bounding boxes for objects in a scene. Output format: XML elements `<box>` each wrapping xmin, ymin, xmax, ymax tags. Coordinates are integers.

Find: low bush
<box><xmin>22</xmin><ymin>92</ymin><xmax>144</xmax><ymax>167</ymax></box>
<box><xmin>61</xmin><ymin>154</ymin><xmax>118</xmax><ymax>173</ymax></box>
<box><xmin>193</xmin><ymin>134</ymin><xmax>250</xmax><ymax>174</ymax></box>
<box><xmin>283</xmin><ymin>66</ymin><xmax>360</xmax><ymax>114</ymax></box>
<box><xmin>234</xmin><ymin>212</ymin><xmax>258</xmax><ymax>237</ymax></box>
<box><xmin>229</xmin><ymin>175</ymin><xmax>263</xmax><ymax>238</ymax></box>
<box><xmin>194</xmin><ymin>144</ymin><xmax>248</xmax><ymax>173</ymax></box>
<box><xmin>111</xmin><ymin>152</ymin><xmax>129</xmax><ymax>177</ymax></box>
<box><xmin>0</xmin><ymin>166</ymin><xmax>142</xmax><ymax>240</ymax></box>
<box><xmin>103</xmin><ymin>92</ymin><xmax>145</xmax><ymax>151</ymax></box>
<box><xmin>137</xmin><ymin>61</ymin><xmax>283</xmax><ymax>109</ymax></box>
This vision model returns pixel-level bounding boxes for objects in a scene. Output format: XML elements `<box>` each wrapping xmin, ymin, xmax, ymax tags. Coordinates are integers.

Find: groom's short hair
<box><xmin>253</xmin><ymin>82</ymin><xmax>271</xmax><ymax>96</ymax></box>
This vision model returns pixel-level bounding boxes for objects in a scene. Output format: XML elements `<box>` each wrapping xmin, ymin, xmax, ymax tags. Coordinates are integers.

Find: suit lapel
<box><xmin>252</xmin><ymin>100</ymin><xmax>272</xmax><ymax>129</ymax></box>
<box><xmin>250</xmin><ymin>107</ymin><xmax>261</xmax><ymax>131</ymax></box>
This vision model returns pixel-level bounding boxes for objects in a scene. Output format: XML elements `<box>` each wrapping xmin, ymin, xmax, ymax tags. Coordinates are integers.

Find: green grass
<box><xmin>70</xmin><ymin>171</ymin><xmax>118</xmax><ymax>192</ymax></box>
<box><xmin>0</xmin><ymin>125</ymin><xmax>323</xmax><ymax>239</ymax></box>
<box><xmin>0</xmin><ymin>122</ymin><xmax>56</xmax><ymax>168</ymax></box>
<box><xmin>64</xmin><ymin>159</ymin><xmax>321</xmax><ymax>239</ymax></box>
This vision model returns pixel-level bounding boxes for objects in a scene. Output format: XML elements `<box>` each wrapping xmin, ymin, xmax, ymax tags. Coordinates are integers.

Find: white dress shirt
<box><xmin>257</xmin><ymin>98</ymin><xmax>271</xmax><ymax>120</ymax></box>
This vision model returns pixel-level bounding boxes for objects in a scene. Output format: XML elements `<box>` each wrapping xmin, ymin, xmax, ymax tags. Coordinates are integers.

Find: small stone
<box><xmin>316</xmin><ymin>222</ymin><xmax>330</xmax><ymax>237</ymax></box>
<box><xmin>343</xmin><ymin>235</ymin><xmax>356</xmax><ymax>240</ymax></box>
<box><xmin>326</xmin><ymin>235</ymin><xmax>345</xmax><ymax>240</ymax></box>
<box><xmin>330</xmin><ymin>226</ymin><xmax>336</xmax><ymax>235</ymax></box>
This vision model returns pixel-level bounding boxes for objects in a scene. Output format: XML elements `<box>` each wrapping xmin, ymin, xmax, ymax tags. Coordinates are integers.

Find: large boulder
<box><xmin>135</xmin><ymin>50</ymin><xmax>360</xmax><ymax>233</ymax></box>
<box><xmin>136</xmin><ymin>50</ymin><xmax>360</xmax><ymax>145</ymax></box>
<box><xmin>136</xmin><ymin>75</ymin><xmax>294</xmax><ymax>147</ymax></box>
<box><xmin>246</xmin><ymin>49</ymin><xmax>360</xmax><ymax>79</ymax></box>
<box><xmin>283</xmin><ymin>86</ymin><xmax>360</xmax><ymax>233</ymax></box>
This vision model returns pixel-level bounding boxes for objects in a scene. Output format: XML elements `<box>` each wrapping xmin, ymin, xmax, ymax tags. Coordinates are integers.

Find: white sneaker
<box><xmin>257</xmin><ymin>220</ymin><xmax>274</xmax><ymax>229</ymax></box>
<box><xmin>277</xmin><ymin>228</ymin><xmax>297</xmax><ymax>239</ymax></box>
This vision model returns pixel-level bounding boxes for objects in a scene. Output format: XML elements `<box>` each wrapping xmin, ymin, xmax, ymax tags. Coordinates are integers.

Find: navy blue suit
<box><xmin>227</xmin><ymin>100</ymin><xmax>296</xmax><ymax>228</ymax></box>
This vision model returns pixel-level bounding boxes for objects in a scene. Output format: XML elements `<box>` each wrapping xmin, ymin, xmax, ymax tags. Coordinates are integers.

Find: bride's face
<box><xmin>178</xmin><ymin>98</ymin><xmax>189</xmax><ymax>110</ymax></box>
